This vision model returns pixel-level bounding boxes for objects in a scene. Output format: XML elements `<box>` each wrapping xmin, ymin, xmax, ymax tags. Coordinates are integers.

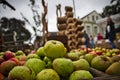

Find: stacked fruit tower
<box><xmin>56</xmin><ymin>6</ymin><xmax>85</xmax><ymax>50</ymax></box>
<box><xmin>57</xmin><ymin>14</ymin><xmax>67</xmax><ymax>36</ymax></box>
<box><xmin>65</xmin><ymin>6</ymin><xmax>85</xmax><ymax>50</ymax></box>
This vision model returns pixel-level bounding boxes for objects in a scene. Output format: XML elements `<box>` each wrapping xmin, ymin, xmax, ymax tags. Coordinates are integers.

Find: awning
<box><xmin>96</xmin><ymin>13</ymin><xmax>120</xmax><ymax>28</ymax></box>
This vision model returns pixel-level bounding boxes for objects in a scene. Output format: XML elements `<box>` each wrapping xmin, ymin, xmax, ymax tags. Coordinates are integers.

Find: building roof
<box><xmin>81</xmin><ymin>10</ymin><xmax>102</xmax><ymax>19</ymax></box>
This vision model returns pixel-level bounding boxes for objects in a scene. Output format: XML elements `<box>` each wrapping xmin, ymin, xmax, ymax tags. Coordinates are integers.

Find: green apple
<box><xmin>91</xmin><ymin>55</ymin><xmax>112</xmax><ymax>71</ymax></box>
<box><xmin>105</xmin><ymin>61</ymin><xmax>120</xmax><ymax>75</ymax></box>
<box><xmin>111</xmin><ymin>55</ymin><xmax>120</xmax><ymax>62</ymax></box>
<box><xmin>43</xmin><ymin>56</ymin><xmax>52</xmax><ymax>68</ymax></box>
<box><xmin>79</xmin><ymin>50</ymin><xmax>87</xmax><ymax>56</ymax></box>
<box><xmin>67</xmin><ymin>52</ymin><xmax>80</xmax><ymax>61</ymax></box>
<box><xmin>112</xmin><ymin>53</ymin><xmax>117</xmax><ymax>56</ymax></box>
<box><xmin>84</xmin><ymin>53</ymin><xmax>95</xmax><ymax>64</ymax></box>
<box><xmin>69</xmin><ymin>70</ymin><xmax>93</xmax><ymax>80</ymax></box>
<box><xmin>0</xmin><ymin>52</ymin><xmax>4</xmax><ymax>56</ymax></box>
<box><xmin>43</xmin><ymin>56</ymin><xmax>52</xmax><ymax>63</ymax></box>
<box><xmin>79</xmin><ymin>55</ymin><xmax>85</xmax><ymax>59</ymax></box>
<box><xmin>106</xmin><ymin>52</ymin><xmax>112</xmax><ymax>57</ymax></box>
<box><xmin>72</xmin><ymin>59</ymin><xmax>90</xmax><ymax>71</ymax></box>
<box><xmin>44</xmin><ymin>40</ymin><xmax>67</xmax><ymax>58</ymax></box>
<box><xmin>111</xmin><ymin>49</ymin><xmax>120</xmax><ymax>53</ymax></box>
<box><xmin>106</xmin><ymin>50</ymin><xmax>118</xmax><ymax>57</ymax></box>
<box><xmin>52</xmin><ymin>58</ymin><xmax>74</xmax><ymax>77</ymax></box>
<box><xmin>8</xmin><ymin>66</ymin><xmax>35</xmax><ymax>80</ymax></box>
<box><xmin>46</xmin><ymin>60</ymin><xmax>52</xmax><ymax>68</ymax></box>
<box><xmin>26</xmin><ymin>54</ymin><xmax>40</xmax><ymax>60</ymax></box>
<box><xmin>24</xmin><ymin>58</ymin><xmax>46</xmax><ymax>75</ymax></box>
<box><xmin>36</xmin><ymin>69</ymin><xmax>60</xmax><ymax>80</ymax></box>
<box><xmin>101</xmin><ymin>48</ymin><xmax>106</xmax><ymax>53</ymax></box>
<box><xmin>15</xmin><ymin>50</ymin><xmax>25</xmax><ymax>56</ymax></box>
<box><xmin>36</xmin><ymin>47</ymin><xmax>45</xmax><ymax>57</ymax></box>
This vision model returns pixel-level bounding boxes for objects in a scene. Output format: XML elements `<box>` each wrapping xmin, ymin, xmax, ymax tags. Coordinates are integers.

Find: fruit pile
<box><xmin>0</xmin><ymin>40</ymin><xmax>120</xmax><ymax>80</ymax></box>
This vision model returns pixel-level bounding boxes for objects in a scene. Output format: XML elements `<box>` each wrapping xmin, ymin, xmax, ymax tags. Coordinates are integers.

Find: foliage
<box><xmin>0</xmin><ymin>17</ymin><xmax>31</xmax><ymax>42</ymax></box>
<box><xmin>101</xmin><ymin>0</ymin><xmax>120</xmax><ymax>17</ymax></box>
<box><xmin>20</xmin><ymin>0</ymin><xmax>42</xmax><ymax>43</ymax></box>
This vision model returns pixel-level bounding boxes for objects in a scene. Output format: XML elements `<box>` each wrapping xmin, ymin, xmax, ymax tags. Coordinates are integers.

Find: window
<box><xmin>86</xmin><ymin>26</ymin><xmax>90</xmax><ymax>34</ymax></box>
<box><xmin>96</xmin><ymin>16</ymin><xmax>98</xmax><ymax>20</ymax></box>
<box><xmin>92</xmin><ymin>15</ymin><xmax>94</xmax><ymax>21</ymax></box>
<box><xmin>94</xmin><ymin>26</ymin><xmax>97</xmax><ymax>35</ymax></box>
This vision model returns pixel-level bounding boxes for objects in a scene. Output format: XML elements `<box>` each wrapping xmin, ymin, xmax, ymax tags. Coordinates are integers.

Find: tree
<box><xmin>111</xmin><ymin>0</ymin><xmax>120</xmax><ymax>12</ymax></box>
<box><xmin>21</xmin><ymin>0</ymin><xmax>42</xmax><ymax>45</ymax></box>
<box><xmin>0</xmin><ymin>17</ymin><xmax>31</xmax><ymax>43</ymax></box>
<box><xmin>101</xmin><ymin>0</ymin><xmax>120</xmax><ymax>17</ymax></box>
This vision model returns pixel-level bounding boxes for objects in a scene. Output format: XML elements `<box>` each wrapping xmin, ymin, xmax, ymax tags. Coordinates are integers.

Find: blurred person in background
<box><xmin>97</xmin><ymin>33</ymin><xmax>103</xmax><ymax>44</ymax></box>
<box><xmin>89</xmin><ymin>35</ymin><xmax>94</xmax><ymax>48</ymax></box>
<box><xmin>105</xmin><ymin>16</ymin><xmax>116</xmax><ymax>48</ymax></box>
<box><xmin>84</xmin><ymin>31</ymin><xmax>90</xmax><ymax>48</ymax></box>
<box><xmin>97</xmin><ymin>33</ymin><xmax>103</xmax><ymax>40</ymax></box>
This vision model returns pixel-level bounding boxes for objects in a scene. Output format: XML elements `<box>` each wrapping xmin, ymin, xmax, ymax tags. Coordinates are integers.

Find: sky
<box><xmin>0</xmin><ymin>0</ymin><xmax>111</xmax><ymax>33</ymax></box>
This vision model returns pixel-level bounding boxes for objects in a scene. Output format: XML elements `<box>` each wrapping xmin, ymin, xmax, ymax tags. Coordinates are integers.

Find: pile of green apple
<box><xmin>0</xmin><ymin>40</ymin><xmax>120</xmax><ymax>80</ymax></box>
<box><xmin>68</xmin><ymin>47</ymin><xmax>120</xmax><ymax>75</ymax></box>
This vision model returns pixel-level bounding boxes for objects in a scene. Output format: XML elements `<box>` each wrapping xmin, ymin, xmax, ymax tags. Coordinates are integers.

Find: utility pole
<box><xmin>72</xmin><ymin>0</ymin><xmax>76</xmax><ymax>18</ymax></box>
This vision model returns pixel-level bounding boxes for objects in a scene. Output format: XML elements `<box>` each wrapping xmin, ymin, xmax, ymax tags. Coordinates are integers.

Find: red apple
<box><xmin>116</xmin><ymin>54</ymin><xmax>120</xmax><ymax>57</ymax></box>
<box><xmin>3</xmin><ymin>51</ymin><xmax>15</xmax><ymax>60</ymax></box>
<box><xmin>30</xmin><ymin>50</ymin><xmax>36</xmax><ymax>54</ymax></box>
<box><xmin>95</xmin><ymin>50</ymin><xmax>103</xmax><ymax>55</ymax></box>
<box><xmin>87</xmin><ymin>48</ymin><xmax>92</xmax><ymax>53</ymax></box>
<box><xmin>0</xmin><ymin>57</ymin><xmax>5</xmax><ymax>64</ymax></box>
<box><xmin>81</xmin><ymin>48</ymin><xmax>87</xmax><ymax>53</ymax></box>
<box><xmin>89</xmin><ymin>51</ymin><xmax>98</xmax><ymax>57</ymax></box>
<box><xmin>19</xmin><ymin>61</ymin><xmax>26</xmax><ymax>66</ymax></box>
<box><xmin>9</xmin><ymin>58</ymin><xmax>20</xmax><ymax>65</ymax></box>
<box><xmin>0</xmin><ymin>60</ymin><xmax>17</xmax><ymax>76</ymax></box>
<box><xmin>0</xmin><ymin>73</ymin><xmax>4</xmax><ymax>80</ymax></box>
<box><xmin>19</xmin><ymin>55</ymin><xmax>27</xmax><ymax>61</ymax></box>
<box><xmin>81</xmin><ymin>48</ymin><xmax>92</xmax><ymax>53</ymax></box>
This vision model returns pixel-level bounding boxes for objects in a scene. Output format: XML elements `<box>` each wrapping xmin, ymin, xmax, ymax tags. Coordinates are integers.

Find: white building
<box><xmin>81</xmin><ymin>10</ymin><xmax>103</xmax><ymax>37</ymax></box>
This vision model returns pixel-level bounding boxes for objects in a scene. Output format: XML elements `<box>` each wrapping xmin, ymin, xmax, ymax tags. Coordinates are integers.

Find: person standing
<box><xmin>89</xmin><ymin>35</ymin><xmax>94</xmax><ymax>48</ymax></box>
<box><xmin>84</xmin><ymin>31</ymin><xmax>90</xmax><ymax>48</ymax></box>
<box><xmin>97</xmin><ymin>33</ymin><xmax>103</xmax><ymax>40</ymax></box>
<box><xmin>105</xmin><ymin>16</ymin><xmax>116</xmax><ymax>48</ymax></box>
<box><xmin>94</xmin><ymin>35</ymin><xmax>97</xmax><ymax>46</ymax></box>
<box><xmin>96</xmin><ymin>33</ymin><xmax>103</xmax><ymax>47</ymax></box>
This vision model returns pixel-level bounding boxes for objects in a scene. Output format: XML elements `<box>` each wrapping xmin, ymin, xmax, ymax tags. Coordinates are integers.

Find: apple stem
<box><xmin>52</xmin><ymin>41</ymin><xmax>56</xmax><ymax>44</ymax></box>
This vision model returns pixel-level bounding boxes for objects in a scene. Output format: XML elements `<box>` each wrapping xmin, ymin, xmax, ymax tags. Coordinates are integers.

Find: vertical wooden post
<box><xmin>72</xmin><ymin>0</ymin><xmax>76</xmax><ymax>18</ymax></box>
<box><xmin>41</xmin><ymin>0</ymin><xmax>48</xmax><ymax>45</ymax></box>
